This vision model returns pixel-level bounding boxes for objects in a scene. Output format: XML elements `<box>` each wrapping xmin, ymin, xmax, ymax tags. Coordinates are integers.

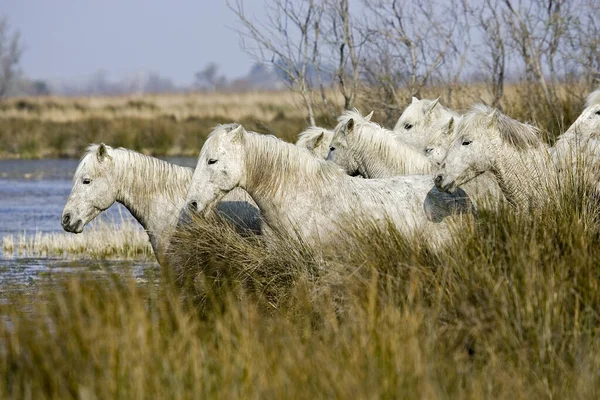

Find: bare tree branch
<box><xmin>0</xmin><ymin>17</ymin><xmax>23</xmax><ymax>99</ymax></box>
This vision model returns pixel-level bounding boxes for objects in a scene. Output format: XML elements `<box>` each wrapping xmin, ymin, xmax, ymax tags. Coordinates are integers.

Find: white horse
<box><xmin>423</xmin><ymin>117</ymin><xmax>460</xmax><ymax>168</ymax></box>
<box><xmin>393</xmin><ymin>97</ymin><xmax>459</xmax><ymax>149</ymax></box>
<box><xmin>295</xmin><ymin>126</ymin><xmax>335</xmax><ymax>159</ymax></box>
<box><xmin>327</xmin><ymin>109</ymin><xmax>433</xmax><ymax>176</ymax></box>
<box><xmin>185</xmin><ymin>124</ymin><xmax>474</xmax><ymax>253</ymax></box>
<box><xmin>552</xmin><ymin>89</ymin><xmax>600</xmax><ymax>174</ymax></box>
<box><xmin>61</xmin><ymin>144</ymin><xmax>261</xmax><ymax>266</ymax></box>
<box><xmin>434</xmin><ymin>105</ymin><xmax>553</xmax><ymax>210</ymax></box>
<box><xmin>328</xmin><ymin>114</ymin><xmax>501</xmax><ymax>206</ymax></box>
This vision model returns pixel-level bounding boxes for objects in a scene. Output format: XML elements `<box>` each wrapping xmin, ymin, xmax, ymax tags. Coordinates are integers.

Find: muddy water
<box><xmin>0</xmin><ymin>157</ymin><xmax>196</xmax><ymax>294</ymax></box>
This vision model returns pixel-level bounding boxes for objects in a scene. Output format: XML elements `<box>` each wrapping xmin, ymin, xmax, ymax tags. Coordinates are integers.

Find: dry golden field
<box><xmin>0</xmin><ymin>83</ymin><xmax>587</xmax><ymax>159</ymax></box>
<box><xmin>0</xmin><ymin>91</ymin><xmax>335</xmax><ymax>158</ymax></box>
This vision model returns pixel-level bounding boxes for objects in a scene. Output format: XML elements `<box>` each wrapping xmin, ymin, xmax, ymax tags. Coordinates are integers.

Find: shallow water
<box><xmin>0</xmin><ymin>157</ymin><xmax>196</xmax><ymax>290</ymax></box>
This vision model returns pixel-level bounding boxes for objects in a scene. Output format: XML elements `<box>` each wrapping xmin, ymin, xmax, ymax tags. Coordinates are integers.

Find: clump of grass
<box><xmin>2</xmin><ymin>218</ymin><xmax>152</xmax><ymax>259</ymax></box>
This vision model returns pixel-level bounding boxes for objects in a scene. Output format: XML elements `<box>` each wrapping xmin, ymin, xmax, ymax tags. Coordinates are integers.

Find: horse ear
<box><xmin>425</xmin><ymin>98</ymin><xmax>440</xmax><ymax>114</ymax></box>
<box><xmin>343</xmin><ymin>118</ymin><xmax>355</xmax><ymax>136</ymax></box>
<box><xmin>307</xmin><ymin>132</ymin><xmax>324</xmax><ymax>150</ymax></box>
<box><xmin>489</xmin><ymin>109</ymin><xmax>500</xmax><ymax>128</ymax></box>
<box><xmin>230</xmin><ymin>124</ymin><xmax>245</xmax><ymax>143</ymax></box>
<box><xmin>365</xmin><ymin>111</ymin><xmax>374</xmax><ymax>121</ymax></box>
<box><xmin>444</xmin><ymin>117</ymin><xmax>455</xmax><ymax>135</ymax></box>
<box><xmin>96</xmin><ymin>143</ymin><xmax>110</xmax><ymax>163</ymax></box>
<box><xmin>412</xmin><ymin>96</ymin><xmax>419</xmax><ymax>104</ymax></box>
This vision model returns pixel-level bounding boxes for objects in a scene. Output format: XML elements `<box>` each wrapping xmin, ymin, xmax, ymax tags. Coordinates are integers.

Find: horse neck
<box><xmin>492</xmin><ymin>145</ymin><xmax>550</xmax><ymax>209</ymax></box>
<box><xmin>353</xmin><ymin>125</ymin><xmax>431</xmax><ymax>178</ymax></box>
<box><xmin>113</xmin><ymin>151</ymin><xmax>191</xmax><ymax>233</ymax></box>
<box><xmin>242</xmin><ymin>135</ymin><xmax>340</xmax><ymax>213</ymax></box>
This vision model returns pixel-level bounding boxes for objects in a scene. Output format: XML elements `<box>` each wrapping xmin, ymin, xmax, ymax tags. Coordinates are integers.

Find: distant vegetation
<box><xmin>0</xmin><ymin>83</ymin><xmax>588</xmax><ymax>159</ymax></box>
<box><xmin>0</xmin><ymin>91</ymin><xmax>334</xmax><ymax>159</ymax></box>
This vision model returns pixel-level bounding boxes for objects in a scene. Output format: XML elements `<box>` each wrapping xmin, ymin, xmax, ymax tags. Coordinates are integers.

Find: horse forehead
<box><xmin>74</xmin><ymin>154</ymin><xmax>96</xmax><ymax>177</ymax></box>
<box><xmin>205</xmin><ymin>134</ymin><xmax>227</xmax><ymax>151</ymax></box>
<box><xmin>205</xmin><ymin>134</ymin><xmax>239</xmax><ymax>158</ymax></box>
<box><xmin>402</xmin><ymin>103</ymin><xmax>425</xmax><ymax>120</ymax></box>
<box><xmin>588</xmin><ymin>105</ymin><xmax>600</xmax><ymax>117</ymax></box>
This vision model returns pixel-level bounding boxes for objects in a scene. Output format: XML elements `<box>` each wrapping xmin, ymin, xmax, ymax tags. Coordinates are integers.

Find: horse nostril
<box><xmin>62</xmin><ymin>214</ymin><xmax>71</xmax><ymax>226</ymax></box>
<box><xmin>188</xmin><ymin>201</ymin><xmax>198</xmax><ymax>211</ymax></box>
<box><xmin>434</xmin><ymin>175</ymin><xmax>443</xmax><ymax>185</ymax></box>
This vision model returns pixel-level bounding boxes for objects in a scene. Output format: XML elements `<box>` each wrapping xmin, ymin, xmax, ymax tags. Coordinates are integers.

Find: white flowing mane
<box><xmin>334</xmin><ymin>108</ymin><xmax>432</xmax><ymax>174</ymax></box>
<box><xmin>457</xmin><ymin>105</ymin><xmax>543</xmax><ymax>151</ymax></box>
<box><xmin>78</xmin><ymin>144</ymin><xmax>193</xmax><ymax>203</ymax></box>
<box><xmin>334</xmin><ymin>108</ymin><xmax>375</xmax><ymax>132</ymax></box>
<box><xmin>295</xmin><ymin>126</ymin><xmax>333</xmax><ymax>149</ymax></box>
<box><xmin>230</xmin><ymin>129</ymin><xmax>345</xmax><ymax>197</ymax></box>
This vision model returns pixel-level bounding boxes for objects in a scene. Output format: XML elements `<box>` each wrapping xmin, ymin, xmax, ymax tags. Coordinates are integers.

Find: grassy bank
<box><xmin>0</xmin><ymin>91</ymin><xmax>335</xmax><ymax>159</ymax></box>
<box><xmin>2</xmin><ymin>174</ymin><xmax>600</xmax><ymax>398</ymax></box>
<box><xmin>0</xmin><ymin>84</ymin><xmax>587</xmax><ymax>159</ymax></box>
<box><xmin>2</xmin><ymin>219</ymin><xmax>152</xmax><ymax>259</ymax></box>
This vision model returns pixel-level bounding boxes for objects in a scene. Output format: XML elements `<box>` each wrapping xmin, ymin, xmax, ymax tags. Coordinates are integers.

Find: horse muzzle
<box><xmin>434</xmin><ymin>174</ymin><xmax>457</xmax><ymax>193</ymax></box>
<box><xmin>186</xmin><ymin>200</ymin><xmax>209</xmax><ymax>217</ymax></box>
<box><xmin>61</xmin><ymin>213</ymin><xmax>84</xmax><ymax>233</ymax></box>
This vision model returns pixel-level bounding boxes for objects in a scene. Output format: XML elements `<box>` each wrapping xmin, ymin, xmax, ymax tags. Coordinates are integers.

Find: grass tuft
<box><xmin>2</xmin><ymin>218</ymin><xmax>153</xmax><ymax>259</ymax></box>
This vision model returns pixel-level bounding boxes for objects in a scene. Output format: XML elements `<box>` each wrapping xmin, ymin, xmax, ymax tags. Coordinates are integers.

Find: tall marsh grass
<box><xmin>0</xmin><ymin>84</ymin><xmax>587</xmax><ymax>159</ymax></box>
<box><xmin>2</xmin><ymin>171</ymin><xmax>600</xmax><ymax>398</ymax></box>
<box><xmin>2</xmin><ymin>218</ymin><xmax>152</xmax><ymax>259</ymax></box>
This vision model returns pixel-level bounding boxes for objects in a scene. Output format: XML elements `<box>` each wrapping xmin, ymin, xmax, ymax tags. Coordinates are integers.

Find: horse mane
<box><xmin>230</xmin><ymin>128</ymin><xmax>344</xmax><ymax>197</ymax></box>
<box><xmin>295</xmin><ymin>126</ymin><xmax>334</xmax><ymax>150</ymax></box>
<box><xmin>79</xmin><ymin>144</ymin><xmax>192</xmax><ymax>203</ymax></box>
<box><xmin>458</xmin><ymin>105</ymin><xmax>542</xmax><ymax>151</ymax></box>
<box><xmin>335</xmin><ymin>108</ymin><xmax>377</xmax><ymax>132</ymax></box>
<box><xmin>586</xmin><ymin>88</ymin><xmax>600</xmax><ymax>108</ymax></box>
<box><xmin>334</xmin><ymin>108</ymin><xmax>431</xmax><ymax>173</ymax></box>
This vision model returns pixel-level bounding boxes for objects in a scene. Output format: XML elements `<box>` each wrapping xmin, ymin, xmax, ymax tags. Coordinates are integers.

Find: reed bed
<box><xmin>0</xmin><ymin>83</ymin><xmax>586</xmax><ymax>159</ymax></box>
<box><xmin>2</xmin><ymin>218</ymin><xmax>152</xmax><ymax>259</ymax></box>
<box><xmin>2</xmin><ymin>169</ymin><xmax>600</xmax><ymax>399</ymax></box>
<box><xmin>0</xmin><ymin>91</ymin><xmax>313</xmax><ymax>122</ymax></box>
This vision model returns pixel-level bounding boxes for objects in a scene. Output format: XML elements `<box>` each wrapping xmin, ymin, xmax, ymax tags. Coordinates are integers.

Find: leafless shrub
<box><xmin>0</xmin><ymin>16</ymin><xmax>22</xmax><ymax>99</ymax></box>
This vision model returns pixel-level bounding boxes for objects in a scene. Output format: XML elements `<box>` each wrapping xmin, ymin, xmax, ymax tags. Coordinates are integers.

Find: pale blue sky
<box><xmin>3</xmin><ymin>0</ymin><xmax>265</xmax><ymax>84</ymax></box>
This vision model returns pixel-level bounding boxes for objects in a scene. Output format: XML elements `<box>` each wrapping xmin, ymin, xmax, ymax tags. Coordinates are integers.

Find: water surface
<box><xmin>0</xmin><ymin>157</ymin><xmax>196</xmax><ymax>293</ymax></box>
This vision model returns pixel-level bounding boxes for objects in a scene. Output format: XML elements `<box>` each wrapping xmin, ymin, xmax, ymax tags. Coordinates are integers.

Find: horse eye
<box><xmin>595</xmin><ymin>110</ymin><xmax>600</xmax><ymax>115</ymax></box>
<box><xmin>82</xmin><ymin>178</ymin><xmax>91</xmax><ymax>185</ymax></box>
<box><xmin>462</xmin><ymin>140</ymin><xmax>472</xmax><ymax>146</ymax></box>
<box><xmin>425</xmin><ymin>148</ymin><xmax>433</xmax><ymax>154</ymax></box>
<box><xmin>207</xmin><ymin>159</ymin><xmax>218</xmax><ymax>165</ymax></box>
<box><xmin>404</xmin><ymin>123</ymin><xmax>413</xmax><ymax>130</ymax></box>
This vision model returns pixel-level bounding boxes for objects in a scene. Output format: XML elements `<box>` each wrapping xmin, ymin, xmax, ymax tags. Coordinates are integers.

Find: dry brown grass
<box><xmin>0</xmin><ymin>91</ymin><xmax>338</xmax><ymax>159</ymax></box>
<box><xmin>2</xmin><ymin>170</ymin><xmax>599</xmax><ymax>398</ymax></box>
<box><xmin>0</xmin><ymin>91</ymin><xmax>321</xmax><ymax>122</ymax></box>
<box><xmin>0</xmin><ymin>83</ymin><xmax>588</xmax><ymax>158</ymax></box>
